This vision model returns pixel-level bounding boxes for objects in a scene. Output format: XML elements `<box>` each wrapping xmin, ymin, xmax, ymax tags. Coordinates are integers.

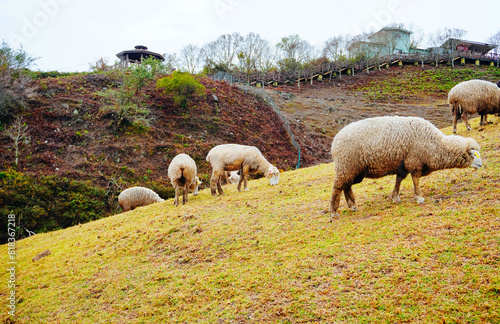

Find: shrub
<box><xmin>0</xmin><ymin>170</ymin><xmax>110</xmax><ymax>243</ymax></box>
<box><xmin>0</xmin><ymin>41</ymin><xmax>37</xmax><ymax>123</ymax></box>
<box><xmin>156</xmin><ymin>71</ymin><xmax>206</xmax><ymax>109</ymax></box>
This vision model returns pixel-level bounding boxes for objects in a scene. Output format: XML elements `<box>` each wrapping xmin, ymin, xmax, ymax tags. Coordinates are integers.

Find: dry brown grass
<box><xmin>1</xmin><ymin>117</ymin><xmax>499</xmax><ymax>323</ymax></box>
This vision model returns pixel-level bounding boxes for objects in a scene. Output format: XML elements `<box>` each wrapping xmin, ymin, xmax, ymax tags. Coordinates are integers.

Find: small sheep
<box><xmin>329</xmin><ymin>116</ymin><xmax>482</xmax><ymax>218</ymax></box>
<box><xmin>448</xmin><ymin>79</ymin><xmax>500</xmax><ymax>133</ymax></box>
<box><xmin>226</xmin><ymin>170</ymin><xmax>241</xmax><ymax>184</ymax></box>
<box><xmin>118</xmin><ymin>187</ymin><xmax>164</xmax><ymax>212</ymax></box>
<box><xmin>206</xmin><ymin>144</ymin><xmax>280</xmax><ymax>196</ymax></box>
<box><xmin>168</xmin><ymin>153</ymin><xmax>200</xmax><ymax>206</ymax></box>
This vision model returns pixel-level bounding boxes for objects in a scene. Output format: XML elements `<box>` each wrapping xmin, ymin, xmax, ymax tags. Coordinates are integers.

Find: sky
<box><xmin>1</xmin><ymin>0</ymin><xmax>499</xmax><ymax>72</ymax></box>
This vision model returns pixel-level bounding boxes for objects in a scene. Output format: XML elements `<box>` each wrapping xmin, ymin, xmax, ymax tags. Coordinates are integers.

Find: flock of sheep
<box><xmin>118</xmin><ymin>79</ymin><xmax>500</xmax><ymax>219</ymax></box>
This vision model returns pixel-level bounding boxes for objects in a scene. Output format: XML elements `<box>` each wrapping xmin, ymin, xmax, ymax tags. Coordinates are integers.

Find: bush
<box><xmin>0</xmin><ymin>170</ymin><xmax>111</xmax><ymax>243</ymax></box>
<box><xmin>157</xmin><ymin>71</ymin><xmax>206</xmax><ymax>109</ymax></box>
<box><xmin>0</xmin><ymin>41</ymin><xmax>37</xmax><ymax>123</ymax></box>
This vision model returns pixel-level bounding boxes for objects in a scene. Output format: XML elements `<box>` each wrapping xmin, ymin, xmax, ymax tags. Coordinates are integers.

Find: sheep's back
<box><xmin>448</xmin><ymin>79</ymin><xmax>500</xmax><ymax>113</ymax></box>
<box><xmin>118</xmin><ymin>187</ymin><xmax>163</xmax><ymax>209</ymax></box>
<box><xmin>331</xmin><ymin>116</ymin><xmax>442</xmax><ymax>178</ymax></box>
<box><xmin>207</xmin><ymin>144</ymin><xmax>261</xmax><ymax>169</ymax></box>
<box><xmin>168</xmin><ymin>154</ymin><xmax>197</xmax><ymax>181</ymax></box>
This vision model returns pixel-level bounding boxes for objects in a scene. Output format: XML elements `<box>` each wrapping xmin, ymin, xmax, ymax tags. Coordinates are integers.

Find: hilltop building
<box><xmin>116</xmin><ymin>45</ymin><xmax>165</xmax><ymax>68</ymax></box>
<box><xmin>348</xmin><ymin>27</ymin><xmax>498</xmax><ymax>64</ymax></box>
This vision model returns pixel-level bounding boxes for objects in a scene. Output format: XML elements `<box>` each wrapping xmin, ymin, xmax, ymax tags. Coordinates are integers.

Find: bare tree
<box><xmin>405</xmin><ymin>23</ymin><xmax>425</xmax><ymax>52</ymax></box>
<box><xmin>429</xmin><ymin>27</ymin><xmax>467</xmax><ymax>67</ymax></box>
<box><xmin>487</xmin><ymin>30</ymin><xmax>500</xmax><ymax>67</ymax></box>
<box><xmin>276</xmin><ymin>34</ymin><xmax>313</xmax><ymax>71</ymax></box>
<box><xmin>276</xmin><ymin>35</ymin><xmax>314</xmax><ymax>90</ymax></box>
<box><xmin>4</xmin><ymin>116</ymin><xmax>29</xmax><ymax>167</ymax></box>
<box><xmin>0</xmin><ymin>41</ymin><xmax>37</xmax><ymax>123</ymax></box>
<box><xmin>237</xmin><ymin>33</ymin><xmax>274</xmax><ymax>81</ymax></box>
<box><xmin>180</xmin><ymin>44</ymin><xmax>201</xmax><ymax>73</ymax></box>
<box><xmin>349</xmin><ymin>33</ymin><xmax>382</xmax><ymax>73</ymax></box>
<box><xmin>201</xmin><ymin>33</ymin><xmax>243</xmax><ymax>72</ymax></box>
<box><xmin>322</xmin><ymin>34</ymin><xmax>352</xmax><ymax>62</ymax></box>
<box><xmin>161</xmin><ymin>53</ymin><xmax>178</xmax><ymax>73</ymax></box>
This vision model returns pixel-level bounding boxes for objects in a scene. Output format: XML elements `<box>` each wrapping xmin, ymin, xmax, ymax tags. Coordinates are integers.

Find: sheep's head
<box><xmin>469</xmin><ymin>150</ymin><xmax>482</xmax><ymax>169</ymax></box>
<box><xmin>190</xmin><ymin>176</ymin><xmax>201</xmax><ymax>195</ymax></box>
<box><xmin>266</xmin><ymin>166</ymin><xmax>280</xmax><ymax>185</ymax></box>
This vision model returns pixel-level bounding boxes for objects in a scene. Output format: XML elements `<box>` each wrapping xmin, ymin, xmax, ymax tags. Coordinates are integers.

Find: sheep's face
<box><xmin>267</xmin><ymin>167</ymin><xmax>280</xmax><ymax>185</ymax></box>
<box><xmin>190</xmin><ymin>177</ymin><xmax>201</xmax><ymax>195</ymax></box>
<box><xmin>469</xmin><ymin>150</ymin><xmax>482</xmax><ymax>169</ymax></box>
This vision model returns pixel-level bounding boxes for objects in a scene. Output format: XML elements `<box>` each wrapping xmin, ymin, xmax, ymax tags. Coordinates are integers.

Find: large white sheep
<box><xmin>329</xmin><ymin>116</ymin><xmax>482</xmax><ymax>218</ymax></box>
<box><xmin>118</xmin><ymin>187</ymin><xmax>164</xmax><ymax>212</ymax></box>
<box><xmin>448</xmin><ymin>79</ymin><xmax>500</xmax><ymax>133</ymax></box>
<box><xmin>167</xmin><ymin>153</ymin><xmax>200</xmax><ymax>206</ymax></box>
<box><xmin>206</xmin><ymin>144</ymin><xmax>280</xmax><ymax>196</ymax></box>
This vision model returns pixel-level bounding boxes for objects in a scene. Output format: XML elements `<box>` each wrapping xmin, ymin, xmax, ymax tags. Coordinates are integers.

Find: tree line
<box><xmin>158</xmin><ymin>24</ymin><xmax>500</xmax><ymax>75</ymax></box>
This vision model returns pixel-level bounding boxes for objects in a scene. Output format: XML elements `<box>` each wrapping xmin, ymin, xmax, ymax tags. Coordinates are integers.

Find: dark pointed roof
<box><xmin>116</xmin><ymin>45</ymin><xmax>165</xmax><ymax>62</ymax></box>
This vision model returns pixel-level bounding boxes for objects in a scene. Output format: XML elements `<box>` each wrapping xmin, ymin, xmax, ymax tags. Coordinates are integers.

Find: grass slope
<box><xmin>2</xmin><ymin>117</ymin><xmax>499</xmax><ymax>323</ymax></box>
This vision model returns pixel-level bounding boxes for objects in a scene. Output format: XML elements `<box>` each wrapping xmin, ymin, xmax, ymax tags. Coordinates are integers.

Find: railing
<box><xmin>210</xmin><ymin>52</ymin><xmax>499</xmax><ymax>86</ymax></box>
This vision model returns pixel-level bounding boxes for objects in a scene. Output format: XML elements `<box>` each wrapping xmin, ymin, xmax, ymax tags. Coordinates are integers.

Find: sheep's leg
<box><xmin>237</xmin><ymin>166</ymin><xmax>250</xmax><ymax>192</ymax></box>
<box><xmin>174</xmin><ymin>185</ymin><xmax>180</xmax><ymax>207</ymax></box>
<box><xmin>411</xmin><ymin>173</ymin><xmax>425</xmax><ymax>204</ymax></box>
<box><xmin>452</xmin><ymin>103</ymin><xmax>460</xmax><ymax>134</ymax></box>
<box><xmin>329</xmin><ymin>184</ymin><xmax>343</xmax><ymax>219</ymax></box>
<box><xmin>462</xmin><ymin>113</ymin><xmax>471</xmax><ymax>131</ymax></box>
<box><xmin>210</xmin><ymin>170</ymin><xmax>224</xmax><ymax>196</ymax></box>
<box><xmin>452</xmin><ymin>113</ymin><xmax>459</xmax><ymax>134</ymax></box>
<box><xmin>343</xmin><ymin>186</ymin><xmax>357</xmax><ymax>211</ymax></box>
<box><xmin>391</xmin><ymin>174</ymin><xmax>405</xmax><ymax>203</ymax></box>
<box><xmin>216</xmin><ymin>177</ymin><xmax>224</xmax><ymax>195</ymax></box>
<box><xmin>182</xmin><ymin>186</ymin><xmax>188</xmax><ymax>205</ymax></box>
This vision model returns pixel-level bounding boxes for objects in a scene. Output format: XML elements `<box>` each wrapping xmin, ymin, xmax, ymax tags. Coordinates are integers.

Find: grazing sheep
<box><xmin>206</xmin><ymin>144</ymin><xmax>280</xmax><ymax>196</ymax></box>
<box><xmin>226</xmin><ymin>170</ymin><xmax>241</xmax><ymax>184</ymax></box>
<box><xmin>448</xmin><ymin>79</ymin><xmax>500</xmax><ymax>133</ymax></box>
<box><xmin>329</xmin><ymin>116</ymin><xmax>482</xmax><ymax>218</ymax></box>
<box><xmin>167</xmin><ymin>153</ymin><xmax>200</xmax><ymax>206</ymax></box>
<box><xmin>118</xmin><ymin>187</ymin><xmax>164</xmax><ymax>212</ymax></box>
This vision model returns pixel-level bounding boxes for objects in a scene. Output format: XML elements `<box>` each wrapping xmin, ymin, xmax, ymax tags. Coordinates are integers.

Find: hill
<box><xmin>2</xmin><ymin>64</ymin><xmax>500</xmax><ymax>241</ymax></box>
<box><xmin>1</xmin><ymin>117</ymin><xmax>499</xmax><ymax>323</ymax></box>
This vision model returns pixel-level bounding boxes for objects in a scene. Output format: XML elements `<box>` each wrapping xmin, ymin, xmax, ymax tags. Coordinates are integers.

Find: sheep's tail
<box><xmin>450</xmin><ymin>101</ymin><xmax>462</xmax><ymax>121</ymax></box>
<box><xmin>178</xmin><ymin>167</ymin><xmax>186</xmax><ymax>186</ymax></box>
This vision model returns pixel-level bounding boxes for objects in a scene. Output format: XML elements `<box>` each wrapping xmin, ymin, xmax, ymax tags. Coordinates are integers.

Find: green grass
<box><xmin>1</xmin><ymin>117</ymin><xmax>499</xmax><ymax>323</ymax></box>
<box><xmin>358</xmin><ymin>66</ymin><xmax>500</xmax><ymax>102</ymax></box>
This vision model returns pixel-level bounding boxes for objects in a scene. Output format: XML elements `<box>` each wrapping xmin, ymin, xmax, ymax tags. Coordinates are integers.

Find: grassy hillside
<box><xmin>2</xmin><ymin>116</ymin><xmax>499</xmax><ymax>323</ymax></box>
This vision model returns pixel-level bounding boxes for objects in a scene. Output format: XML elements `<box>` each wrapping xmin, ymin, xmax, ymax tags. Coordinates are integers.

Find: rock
<box><xmin>32</xmin><ymin>249</ymin><xmax>51</xmax><ymax>262</ymax></box>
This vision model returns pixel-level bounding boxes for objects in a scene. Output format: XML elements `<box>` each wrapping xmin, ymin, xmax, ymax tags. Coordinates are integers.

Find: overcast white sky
<box><xmin>1</xmin><ymin>0</ymin><xmax>499</xmax><ymax>72</ymax></box>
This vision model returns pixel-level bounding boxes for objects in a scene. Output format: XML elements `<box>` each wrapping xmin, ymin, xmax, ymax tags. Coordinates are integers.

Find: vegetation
<box><xmin>156</xmin><ymin>71</ymin><xmax>206</xmax><ymax>109</ymax></box>
<box><xmin>0</xmin><ymin>169</ymin><xmax>109</xmax><ymax>243</ymax></box>
<box><xmin>2</xmin><ymin>117</ymin><xmax>499</xmax><ymax>323</ymax></box>
<box><xmin>356</xmin><ymin>66</ymin><xmax>500</xmax><ymax>102</ymax></box>
<box><xmin>96</xmin><ymin>58</ymin><xmax>170</xmax><ymax>133</ymax></box>
<box><xmin>0</xmin><ymin>41</ymin><xmax>37</xmax><ymax>124</ymax></box>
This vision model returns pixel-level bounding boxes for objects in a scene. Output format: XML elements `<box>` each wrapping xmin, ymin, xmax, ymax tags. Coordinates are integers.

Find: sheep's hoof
<box><xmin>244</xmin><ymin>188</ymin><xmax>249</xmax><ymax>192</ymax></box>
<box><xmin>350</xmin><ymin>205</ymin><xmax>358</xmax><ymax>212</ymax></box>
<box><xmin>392</xmin><ymin>195</ymin><xmax>401</xmax><ymax>203</ymax></box>
<box><xmin>415</xmin><ymin>196</ymin><xmax>425</xmax><ymax>204</ymax></box>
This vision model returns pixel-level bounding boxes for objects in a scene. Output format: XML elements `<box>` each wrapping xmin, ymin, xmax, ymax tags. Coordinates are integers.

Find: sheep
<box><xmin>329</xmin><ymin>116</ymin><xmax>482</xmax><ymax>218</ymax></box>
<box><xmin>167</xmin><ymin>153</ymin><xmax>200</xmax><ymax>206</ymax></box>
<box><xmin>448</xmin><ymin>79</ymin><xmax>500</xmax><ymax>133</ymax></box>
<box><xmin>226</xmin><ymin>170</ymin><xmax>241</xmax><ymax>184</ymax></box>
<box><xmin>206</xmin><ymin>144</ymin><xmax>280</xmax><ymax>196</ymax></box>
<box><xmin>118</xmin><ymin>187</ymin><xmax>164</xmax><ymax>212</ymax></box>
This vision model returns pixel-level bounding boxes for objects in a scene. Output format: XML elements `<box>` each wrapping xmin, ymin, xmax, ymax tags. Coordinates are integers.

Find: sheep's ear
<box><xmin>470</xmin><ymin>150</ymin><xmax>481</xmax><ymax>159</ymax></box>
